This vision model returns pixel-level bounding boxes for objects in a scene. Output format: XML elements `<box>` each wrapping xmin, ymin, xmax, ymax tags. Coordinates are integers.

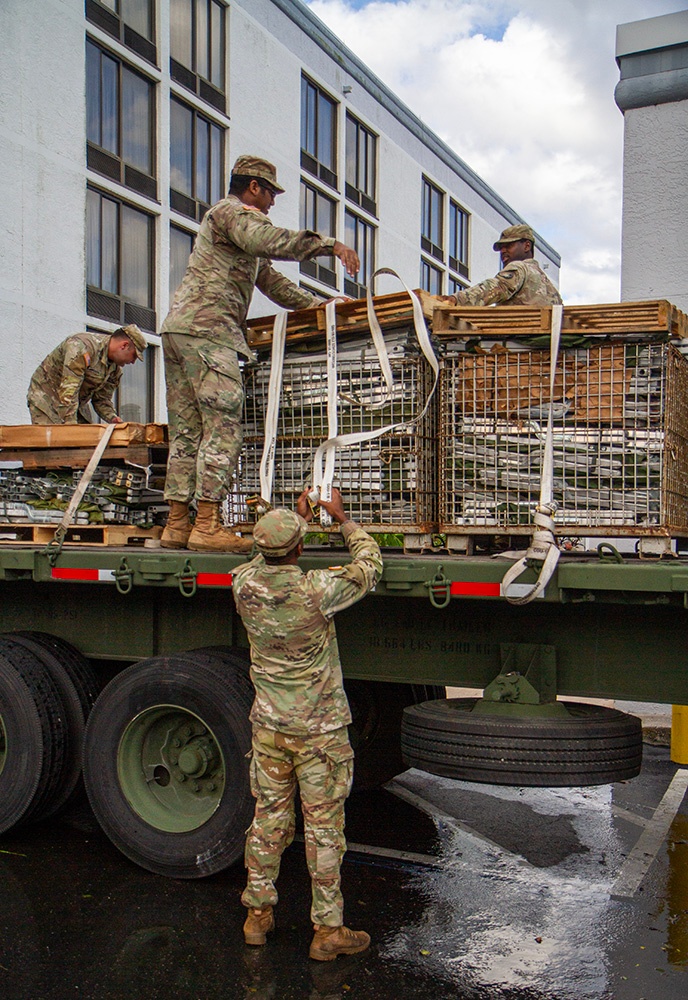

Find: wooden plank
<box><xmin>0</xmin><ymin>423</ymin><xmax>167</xmax><ymax>449</ymax></box>
<box><xmin>0</xmin><ymin>523</ymin><xmax>163</xmax><ymax>546</ymax></box>
<box><xmin>0</xmin><ymin>445</ymin><xmax>166</xmax><ymax>469</ymax></box>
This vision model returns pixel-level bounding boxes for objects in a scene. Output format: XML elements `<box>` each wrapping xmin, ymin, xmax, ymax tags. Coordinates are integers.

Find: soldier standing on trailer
<box><xmin>446</xmin><ymin>224</ymin><xmax>563</xmax><ymax>307</ymax></box>
<box><xmin>232</xmin><ymin>487</ymin><xmax>382</xmax><ymax>962</ymax></box>
<box><xmin>159</xmin><ymin>155</ymin><xmax>360</xmax><ymax>554</ymax></box>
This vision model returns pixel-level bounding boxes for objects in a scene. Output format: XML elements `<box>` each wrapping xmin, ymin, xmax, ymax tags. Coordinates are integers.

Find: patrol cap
<box><xmin>253</xmin><ymin>508</ymin><xmax>309</xmax><ymax>557</ymax></box>
<box><xmin>231</xmin><ymin>155</ymin><xmax>285</xmax><ymax>194</ymax></box>
<box><xmin>115</xmin><ymin>324</ymin><xmax>147</xmax><ymax>361</ymax></box>
<box><xmin>493</xmin><ymin>224</ymin><xmax>535</xmax><ymax>250</ymax></box>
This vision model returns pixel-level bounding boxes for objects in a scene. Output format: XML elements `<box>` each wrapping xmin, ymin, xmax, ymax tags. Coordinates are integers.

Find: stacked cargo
<box><xmin>435</xmin><ymin>300</ymin><xmax>688</xmax><ymax>546</ymax></box>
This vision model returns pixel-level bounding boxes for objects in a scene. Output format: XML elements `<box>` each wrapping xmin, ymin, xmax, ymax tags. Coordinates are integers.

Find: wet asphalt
<box><xmin>0</xmin><ymin>744</ymin><xmax>686</xmax><ymax>1000</ymax></box>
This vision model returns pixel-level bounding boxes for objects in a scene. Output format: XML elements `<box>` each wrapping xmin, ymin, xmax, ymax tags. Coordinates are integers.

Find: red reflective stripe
<box><xmin>196</xmin><ymin>572</ymin><xmax>233</xmax><ymax>587</ymax></box>
<box><xmin>52</xmin><ymin>567</ymin><xmax>100</xmax><ymax>581</ymax></box>
<box><xmin>450</xmin><ymin>581</ymin><xmax>501</xmax><ymax>597</ymax></box>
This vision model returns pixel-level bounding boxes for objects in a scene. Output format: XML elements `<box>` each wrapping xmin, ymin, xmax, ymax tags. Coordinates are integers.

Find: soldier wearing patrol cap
<box><xmin>27</xmin><ymin>325</ymin><xmax>146</xmax><ymax>425</ymax></box>
<box><xmin>232</xmin><ymin>487</ymin><xmax>383</xmax><ymax>961</ymax></box>
<box><xmin>445</xmin><ymin>222</ymin><xmax>563</xmax><ymax>308</ymax></box>
<box><xmin>160</xmin><ymin>155</ymin><xmax>361</xmax><ymax>555</ymax></box>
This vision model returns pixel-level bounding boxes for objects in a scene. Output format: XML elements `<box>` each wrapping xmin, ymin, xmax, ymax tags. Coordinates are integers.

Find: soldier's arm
<box><xmin>454</xmin><ymin>263</ymin><xmax>526</xmax><ymax>306</ymax></box>
<box><xmin>217</xmin><ymin>201</ymin><xmax>336</xmax><ymax>263</ymax></box>
<box><xmin>91</xmin><ymin>369</ymin><xmax>122</xmax><ymax>422</ymax></box>
<box><xmin>314</xmin><ymin>522</ymin><xmax>383</xmax><ymax>619</ymax></box>
<box><xmin>255</xmin><ymin>260</ymin><xmax>319</xmax><ymax>310</ymax></box>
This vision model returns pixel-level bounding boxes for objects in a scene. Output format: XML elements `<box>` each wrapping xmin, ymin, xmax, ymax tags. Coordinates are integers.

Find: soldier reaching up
<box><xmin>232</xmin><ymin>488</ymin><xmax>382</xmax><ymax>961</ymax></box>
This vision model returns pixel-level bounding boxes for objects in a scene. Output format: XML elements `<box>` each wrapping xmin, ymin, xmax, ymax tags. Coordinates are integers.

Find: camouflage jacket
<box><xmin>161</xmin><ymin>195</ymin><xmax>335</xmax><ymax>357</ymax></box>
<box><xmin>232</xmin><ymin>522</ymin><xmax>383</xmax><ymax>735</ymax></box>
<box><xmin>456</xmin><ymin>258</ymin><xmax>563</xmax><ymax>307</ymax></box>
<box><xmin>27</xmin><ymin>333</ymin><xmax>121</xmax><ymax>423</ymax></box>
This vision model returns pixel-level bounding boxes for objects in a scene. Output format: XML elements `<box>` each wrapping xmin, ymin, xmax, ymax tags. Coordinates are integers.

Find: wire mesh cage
<box><xmin>229</xmin><ymin>339</ymin><xmax>438</xmax><ymax>534</ymax></box>
<box><xmin>439</xmin><ymin>342</ymin><xmax>688</xmax><ymax>536</ymax></box>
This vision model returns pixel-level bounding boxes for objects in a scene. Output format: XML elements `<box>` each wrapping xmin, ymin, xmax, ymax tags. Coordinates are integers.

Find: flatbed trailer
<box><xmin>0</xmin><ymin>537</ymin><xmax>686</xmax><ymax>878</ymax></box>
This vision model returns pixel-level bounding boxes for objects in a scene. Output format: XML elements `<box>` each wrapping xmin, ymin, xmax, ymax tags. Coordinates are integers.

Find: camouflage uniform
<box><xmin>455</xmin><ymin>258</ymin><xmax>563</xmax><ymax>307</ymax></box>
<box><xmin>233</xmin><ymin>514</ymin><xmax>383</xmax><ymax>926</ymax></box>
<box><xmin>27</xmin><ymin>332</ymin><xmax>123</xmax><ymax>424</ymax></box>
<box><xmin>161</xmin><ymin>188</ymin><xmax>336</xmax><ymax>503</ymax></box>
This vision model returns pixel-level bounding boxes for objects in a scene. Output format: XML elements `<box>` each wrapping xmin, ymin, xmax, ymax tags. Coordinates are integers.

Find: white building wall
<box><xmin>0</xmin><ymin>0</ymin><xmax>561</xmax><ymax>425</ymax></box>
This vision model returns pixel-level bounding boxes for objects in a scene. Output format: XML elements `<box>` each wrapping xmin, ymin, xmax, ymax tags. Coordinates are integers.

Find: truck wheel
<box><xmin>83</xmin><ymin>648</ymin><xmax>254</xmax><ymax>878</ymax></box>
<box><xmin>401</xmin><ymin>698</ymin><xmax>643</xmax><ymax>787</ymax></box>
<box><xmin>5</xmin><ymin>632</ymin><xmax>99</xmax><ymax>819</ymax></box>
<box><xmin>0</xmin><ymin>638</ymin><xmax>68</xmax><ymax>833</ymax></box>
<box><xmin>346</xmin><ymin>681</ymin><xmax>446</xmax><ymax>789</ymax></box>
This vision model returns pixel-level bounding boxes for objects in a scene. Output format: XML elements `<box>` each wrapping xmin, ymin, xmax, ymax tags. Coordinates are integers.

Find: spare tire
<box><xmin>401</xmin><ymin>698</ymin><xmax>642</xmax><ymax>787</ymax></box>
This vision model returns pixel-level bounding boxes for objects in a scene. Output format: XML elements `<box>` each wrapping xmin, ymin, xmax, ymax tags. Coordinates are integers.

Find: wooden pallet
<box><xmin>0</xmin><ymin>423</ymin><xmax>167</xmax><ymax>449</ymax></box>
<box><xmin>430</xmin><ymin>300</ymin><xmax>688</xmax><ymax>339</ymax></box>
<box><xmin>246</xmin><ymin>290</ymin><xmax>425</xmax><ymax>349</ymax></box>
<box><xmin>0</xmin><ymin>445</ymin><xmax>168</xmax><ymax>470</ymax></box>
<box><xmin>0</xmin><ymin>523</ymin><xmax>163</xmax><ymax>545</ymax></box>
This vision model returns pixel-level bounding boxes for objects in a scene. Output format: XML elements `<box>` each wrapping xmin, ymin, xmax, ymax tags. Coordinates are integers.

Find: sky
<box><xmin>305</xmin><ymin>0</ymin><xmax>686</xmax><ymax>303</ymax></box>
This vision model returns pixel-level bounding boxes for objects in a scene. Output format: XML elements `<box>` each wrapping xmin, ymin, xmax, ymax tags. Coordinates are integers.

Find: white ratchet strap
<box><xmin>501</xmin><ymin>304</ymin><xmax>563</xmax><ymax>605</ymax></box>
<box><xmin>258</xmin><ymin>310</ymin><xmax>287</xmax><ymax>510</ymax></box>
<box><xmin>312</xmin><ymin>268</ymin><xmax>440</xmax><ymax>527</ymax></box>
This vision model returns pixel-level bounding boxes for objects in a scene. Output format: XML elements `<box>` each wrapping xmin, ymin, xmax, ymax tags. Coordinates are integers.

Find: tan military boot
<box><xmin>243</xmin><ymin>905</ymin><xmax>275</xmax><ymax>946</ymax></box>
<box><xmin>309</xmin><ymin>924</ymin><xmax>370</xmax><ymax>962</ymax></box>
<box><xmin>160</xmin><ymin>501</ymin><xmax>192</xmax><ymax>549</ymax></box>
<box><xmin>187</xmin><ymin>500</ymin><xmax>253</xmax><ymax>553</ymax></box>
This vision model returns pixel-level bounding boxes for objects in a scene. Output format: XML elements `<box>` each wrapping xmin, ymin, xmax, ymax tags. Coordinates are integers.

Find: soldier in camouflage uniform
<box><xmin>160</xmin><ymin>154</ymin><xmax>360</xmax><ymax>554</ymax></box>
<box><xmin>26</xmin><ymin>326</ymin><xmax>146</xmax><ymax>424</ymax></box>
<box><xmin>448</xmin><ymin>224</ymin><xmax>563</xmax><ymax>307</ymax></box>
<box><xmin>232</xmin><ymin>488</ymin><xmax>382</xmax><ymax>962</ymax></box>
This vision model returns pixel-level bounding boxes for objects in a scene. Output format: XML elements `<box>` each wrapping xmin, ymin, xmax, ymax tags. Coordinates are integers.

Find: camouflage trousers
<box><xmin>162</xmin><ymin>332</ymin><xmax>243</xmax><ymax>502</ymax></box>
<box><xmin>242</xmin><ymin>726</ymin><xmax>354</xmax><ymax>927</ymax></box>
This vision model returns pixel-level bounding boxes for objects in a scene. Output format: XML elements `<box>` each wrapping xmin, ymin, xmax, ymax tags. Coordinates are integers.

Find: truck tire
<box><xmin>6</xmin><ymin>632</ymin><xmax>99</xmax><ymax>819</ymax></box>
<box><xmin>401</xmin><ymin>698</ymin><xmax>643</xmax><ymax>787</ymax></box>
<box><xmin>346</xmin><ymin>681</ymin><xmax>446</xmax><ymax>789</ymax></box>
<box><xmin>83</xmin><ymin>647</ymin><xmax>254</xmax><ymax>878</ymax></box>
<box><xmin>0</xmin><ymin>637</ymin><xmax>68</xmax><ymax>833</ymax></box>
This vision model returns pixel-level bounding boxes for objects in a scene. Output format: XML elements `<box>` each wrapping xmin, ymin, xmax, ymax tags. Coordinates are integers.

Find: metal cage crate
<box><xmin>439</xmin><ymin>342</ymin><xmax>688</xmax><ymax>537</ymax></box>
<box><xmin>229</xmin><ymin>345</ymin><xmax>438</xmax><ymax>536</ymax></box>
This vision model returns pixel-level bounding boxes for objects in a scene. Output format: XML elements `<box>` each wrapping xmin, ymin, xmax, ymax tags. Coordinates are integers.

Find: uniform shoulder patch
<box><xmin>83</xmin><ymin>352</ymin><xmax>91</xmax><ymax>366</ymax></box>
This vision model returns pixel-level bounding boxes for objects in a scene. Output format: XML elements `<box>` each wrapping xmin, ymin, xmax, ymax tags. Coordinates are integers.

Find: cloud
<box><xmin>306</xmin><ymin>0</ymin><xmax>683</xmax><ymax>303</ymax></box>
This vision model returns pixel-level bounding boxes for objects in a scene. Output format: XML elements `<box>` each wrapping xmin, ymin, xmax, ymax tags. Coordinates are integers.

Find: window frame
<box><xmin>344</xmin><ymin>210</ymin><xmax>376</xmax><ymax>299</ymax></box>
<box><xmin>421</xmin><ymin>177</ymin><xmax>444</xmax><ymax>262</ymax></box>
<box><xmin>86</xmin><ymin>39</ymin><xmax>157</xmax><ymax>199</ymax></box>
<box><xmin>420</xmin><ymin>256</ymin><xmax>443</xmax><ymax>296</ymax></box>
<box><xmin>170</xmin><ymin>0</ymin><xmax>227</xmax><ymax>114</ymax></box>
<box><xmin>449</xmin><ymin>199</ymin><xmax>470</xmax><ymax>279</ymax></box>
<box><xmin>169</xmin><ymin>224</ymin><xmax>196</xmax><ymax>307</ymax></box>
<box><xmin>85</xmin><ymin>0</ymin><xmax>157</xmax><ymax>65</ymax></box>
<box><xmin>345</xmin><ymin>113</ymin><xmax>378</xmax><ymax>216</ymax></box>
<box><xmin>299</xmin><ymin>180</ymin><xmax>337</xmax><ymax>289</ymax></box>
<box><xmin>169</xmin><ymin>96</ymin><xmax>225</xmax><ymax>222</ymax></box>
<box><xmin>86</xmin><ymin>186</ymin><xmax>157</xmax><ymax>332</ymax></box>
<box><xmin>300</xmin><ymin>75</ymin><xmax>338</xmax><ymax>190</ymax></box>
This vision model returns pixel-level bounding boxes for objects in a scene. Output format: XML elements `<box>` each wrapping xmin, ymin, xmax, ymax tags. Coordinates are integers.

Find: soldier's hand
<box><xmin>332</xmin><ymin>241</ymin><xmax>360</xmax><ymax>277</ymax></box>
<box><xmin>111</xmin><ymin>415</ymin><xmax>124</xmax><ymax>423</ymax></box>
<box><xmin>317</xmin><ymin>487</ymin><xmax>348</xmax><ymax>525</ymax></box>
<box><xmin>296</xmin><ymin>488</ymin><xmax>314</xmax><ymax>522</ymax></box>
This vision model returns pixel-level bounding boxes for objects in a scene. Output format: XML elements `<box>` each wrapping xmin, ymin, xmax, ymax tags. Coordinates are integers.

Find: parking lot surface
<box><xmin>0</xmin><ymin>744</ymin><xmax>686</xmax><ymax>999</ymax></box>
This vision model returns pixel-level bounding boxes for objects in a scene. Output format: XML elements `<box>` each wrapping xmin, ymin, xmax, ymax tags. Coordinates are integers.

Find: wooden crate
<box><xmin>0</xmin><ymin>524</ymin><xmax>163</xmax><ymax>546</ymax></box>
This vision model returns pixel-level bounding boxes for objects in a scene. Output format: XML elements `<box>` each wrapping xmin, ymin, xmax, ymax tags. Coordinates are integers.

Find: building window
<box><xmin>301</xmin><ymin>76</ymin><xmax>338</xmax><ymax>189</ymax></box>
<box><xmin>420</xmin><ymin>257</ymin><xmax>443</xmax><ymax>295</ymax></box>
<box><xmin>345</xmin><ymin>114</ymin><xmax>377</xmax><ymax>216</ymax></box>
<box><xmin>170</xmin><ymin>98</ymin><xmax>224</xmax><ymax>221</ymax></box>
<box><xmin>170</xmin><ymin>225</ymin><xmax>195</xmax><ymax>306</ymax></box>
<box><xmin>170</xmin><ymin>0</ymin><xmax>226</xmax><ymax>113</ymax></box>
<box><xmin>421</xmin><ymin>178</ymin><xmax>444</xmax><ymax>262</ymax></box>
<box><xmin>86</xmin><ymin>187</ymin><xmax>156</xmax><ymax>331</ymax></box>
<box><xmin>344</xmin><ymin>211</ymin><xmax>375</xmax><ymax>298</ymax></box>
<box><xmin>85</xmin><ymin>0</ymin><xmax>156</xmax><ymax>65</ymax></box>
<box><xmin>300</xmin><ymin>181</ymin><xmax>337</xmax><ymax>288</ymax></box>
<box><xmin>448</xmin><ymin>275</ymin><xmax>467</xmax><ymax>297</ymax></box>
<box><xmin>449</xmin><ymin>200</ymin><xmax>469</xmax><ymax>279</ymax></box>
<box><xmin>86</xmin><ymin>40</ymin><xmax>156</xmax><ymax>199</ymax></box>
<box><xmin>115</xmin><ymin>346</ymin><xmax>156</xmax><ymax>423</ymax></box>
